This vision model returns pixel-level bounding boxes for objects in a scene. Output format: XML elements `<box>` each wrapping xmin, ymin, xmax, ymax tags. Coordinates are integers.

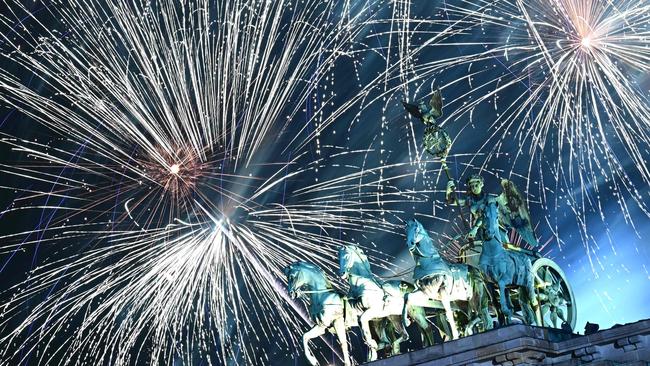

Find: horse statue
<box><xmin>338</xmin><ymin>245</ymin><xmax>435</xmax><ymax>357</ymax></box>
<box><xmin>284</xmin><ymin>262</ymin><xmax>351</xmax><ymax>366</ymax></box>
<box><xmin>479</xmin><ymin>198</ymin><xmax>537</xmax><ymax>325</ymax></box>
<box><xmin>284</xmin><ymin>261</ymin><xmax>398</xmax><ymax>365</ymax></box>
<box><xmin>402</xmin><ymin>219</ymin><xmax>492</xmax><ymax>340</ymax></box>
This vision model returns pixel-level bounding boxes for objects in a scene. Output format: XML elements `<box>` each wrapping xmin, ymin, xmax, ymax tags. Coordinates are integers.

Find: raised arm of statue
<box><xmin>446</xmin><ymin>179</ymin><xmax>464</xmax><ymax>206</ymax></box>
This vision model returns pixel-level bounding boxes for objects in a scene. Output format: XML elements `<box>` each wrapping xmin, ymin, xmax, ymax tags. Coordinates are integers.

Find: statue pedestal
<box><xmin>365</xmin><ymin>319</ymin><xmax>650</xmax><ymax>365</ymax></box>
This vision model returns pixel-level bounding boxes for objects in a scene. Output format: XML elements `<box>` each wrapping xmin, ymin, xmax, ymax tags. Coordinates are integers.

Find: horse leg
<box><xmin>402</xmin><ymin>289</ymin><xmax>430</xmax><ymax>341</ymax></box>
<box><xmin>441</xmin><ymin>298</ymin><xmax>460</xmax><ymax>340</ymax></box>
<box><xmin>387</xmin><ymin>315</ymin><xmax>405</xmax><ymax>356</ymax></box>
<box><xmin>432</xmin><ymin>313</ymin><xmax>452</xmax><ymax>341</ymax></box>
<box><xmin>370</xmin><ymin>319</ymin><xmax>389</xmax><ymax>350</ymax></box>
<box><xmin>303</xmin><ymin>324</ymin><xmax>327</xmax><ymax>366</ymax></box>
<box><xmin>366</xmin><ymin>344</ymin><xmax>378</xmax><ymax>364</ymax></box>
<box><xmin>520</xmin><ymin>283</ymin><xmax>537</xmax><ymax>326</ymax></box>
<box><xmin>359</xmin><ymin>307</ymin><xmax>382</xmax><ymax>354</ymax></box>
<box><xmin>383</xmin><ymin>299</ymin><xmax>410</xmax><ymax>355</ymax></box>
<box><xmin>556</xmin><ymin>306</ymin><xmax>567</xmax><ymax>325</ymax></box>
<box><xmin>464</xmin><ymin>277</ymin><xmax>478</xmax><ymax>335</ymax></box>
<box><xmin>506</xmin><ymin>288</ymin><xmax>515</xmax><ymax>310</ymax></box>
<box><xmin>480</xmin><ymin>303</ymin><xmax>494</xmax><ymax>331</ymax></box>
<box><xmin>410</xmin><ymin>306</ymin><xmax>436</xmax><ymax>347</ymax></box>
<box><xmin>473</xmin><ymin>274</ymin><xmax>493</xmax><ymax>331</ymax></box>
<box><xmin>498</xmin><ymin>280</ymin><xmax>513</xmax><ymax>325</ymax></box>
<box><xmin>333</xmin><ymin>317</ymin><xmax>350</xmax><ymax>366</ymax></box>
<box><xmin>550</xmin><ymin>307</ymin><xmax>558</xmax><ymax>327</ymax></box>
<box><xmin>402</xmin><ymin>292</ymin><xmax>411</xmax><ymax>328</ymax></box>
<box><xmin>465</xmin><ymin>316</ymin><xmax>479</xmax><ymax>336</ymax></box>
<box><xmin>486</xmin><ymin>281</ymin><xmax>505</xmax><ymax>327</ymax></box>
<box><xmin>464</xmin><ymin>283</ymin><xmax>478</xmax><ymax>337</ymax></box>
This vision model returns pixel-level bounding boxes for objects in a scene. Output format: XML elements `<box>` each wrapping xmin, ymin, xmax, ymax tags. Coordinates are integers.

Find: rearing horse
<box><xmin>480</xmin><ymin>198</ymin><xmax>537</xmax><ymax>325</ymax></box>
<box><xmin>338</xmin><ymin>245</ymin><xmax>435</xmax><ymax>357</ymax></box>
<box><xmin>284</xmin><ymin>261</ymin><xmax>396</xmax><ymax>365</ymax></box>
<box><xmin>284</xmin><ymin>262</ymin><xmax>351</xmax><ymax>366</ymax></box>
<box><xmin>402</xmin><ymin>219</ymin><xmax>492</xmax><ymax>340</ymax></box>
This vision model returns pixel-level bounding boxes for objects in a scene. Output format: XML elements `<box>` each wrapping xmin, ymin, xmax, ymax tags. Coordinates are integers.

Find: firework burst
<box><xmin>0</xmin><ymin>0</ymin><xmax>430</xmax><ymax>364</ymax></box>
<box><xmin>3</xmin><ymin>0</ymin><xmax>646</xmax><ymax>363</ymax></box>
<box><xmin>381</xmin><ymin>0</ymin><xmax>650</xmax><ymax>263</ymax></box>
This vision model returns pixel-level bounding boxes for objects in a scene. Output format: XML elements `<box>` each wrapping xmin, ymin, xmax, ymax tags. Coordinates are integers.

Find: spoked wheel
<box><xmin>531</xmin><ymin>258</ymin><xmax>576</xmax><ymax>331</ymax></box>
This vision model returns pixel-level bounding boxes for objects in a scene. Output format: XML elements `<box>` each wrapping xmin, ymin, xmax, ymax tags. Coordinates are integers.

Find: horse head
<box><xmin>284</xmin><ymin>263</ymin><xmax>302</xmax><ymax>299</ymax></box>
<box><xmin>338</xmin><ymin>245</ymin><xmax>371</xmax><ymax>279</ymax></box>
<box><xmin>404</xmin><ymin>219</ymin><xmax>437</xmax><ymax>257</ymax></box>
<box><xmin>405</xmin><ymin>219</ymin><xmax>424</xmax><ymax>252</ymax></box>
<box><xmin>484</xmin><ymin>199</ymin><xmax>500</xmax><ymax>241</ymax></box>
<box><xmin>284</xmin><ymin>262</ymin><xmax>329</xmax><ymax>300</ymax></box>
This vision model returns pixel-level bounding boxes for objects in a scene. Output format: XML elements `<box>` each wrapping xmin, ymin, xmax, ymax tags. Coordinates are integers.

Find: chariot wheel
<box><xmin>531</xmin><ymin>258</ymin><xmax>576</xmax><ymax>331</ymax></box>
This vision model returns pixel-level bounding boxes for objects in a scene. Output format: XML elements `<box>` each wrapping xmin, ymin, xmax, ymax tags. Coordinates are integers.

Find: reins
<box><xmin>298</xmin><ymin>288</ymin><xmax>336</xmax><ymax>294</ymax></box>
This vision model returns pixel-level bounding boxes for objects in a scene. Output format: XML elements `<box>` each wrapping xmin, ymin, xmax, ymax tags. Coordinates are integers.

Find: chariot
<box><xmin>460</xmin><ymin>240</ymin><xmax>576</xmax><ymax>331</ymax></box>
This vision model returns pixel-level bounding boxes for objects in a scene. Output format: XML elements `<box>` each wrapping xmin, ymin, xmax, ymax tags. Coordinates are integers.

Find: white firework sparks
<box><xmin>383</xmin><ymin>0</ymin><xmax>650</xmax><ymax>262</ymax></box>
<box><xmin>2</xmin><ymin>0</ymin><xmax>646</xmax><ymax>363</ymax></box>
<box><xmin>0</xmin><ymin>0</ymin><xmax>430</xmax><ymax>364</ymax></box>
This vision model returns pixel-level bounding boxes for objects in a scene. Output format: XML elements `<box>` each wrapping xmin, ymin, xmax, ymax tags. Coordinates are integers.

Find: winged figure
<box><xmin>402</xmin><ymin>88</ymin><xmax>450</xmax><ymax>158</ymax></box>
<box><xmin>401</xmin><ymin>88</ymin><xmax>443</xmax><ymax>125</ymax></box>
<box><xmin>496</xmin><ymin>179</ymin><xmax>539</xmax><ymax>247</ymax></box>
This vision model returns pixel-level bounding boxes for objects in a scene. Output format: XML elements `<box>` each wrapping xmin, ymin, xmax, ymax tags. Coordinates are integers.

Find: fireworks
<box><xmin>1</xmin><ymin>0</ymin><xmax>648</xmax><ymax>364</ymax></box>
<box><xmin>387</xmin><ymin>0</ymin><xmax>650</xmax><ymax>258</ymax></box>
<box><xmin>0</xmin><ymin>1</ymin><xmax>424</xmax><ymax>364</ymax></box>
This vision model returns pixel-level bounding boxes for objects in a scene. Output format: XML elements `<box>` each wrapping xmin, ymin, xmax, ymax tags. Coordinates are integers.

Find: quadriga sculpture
<box><xmin>402</xmin><ymin>219</ymin><xmax>493</xmax><ymax>340</ymax></box>
<box><xmin>338</xmin><ymin>245</ymin><xmax>435</xmax><ymax>357</ymax></box>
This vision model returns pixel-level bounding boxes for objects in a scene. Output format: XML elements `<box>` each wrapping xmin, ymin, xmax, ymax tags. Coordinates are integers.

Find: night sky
<box><xmin>1</xmin><ymin>1</ymin><xmax>649</xmax><ymax>365</ymax></box>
